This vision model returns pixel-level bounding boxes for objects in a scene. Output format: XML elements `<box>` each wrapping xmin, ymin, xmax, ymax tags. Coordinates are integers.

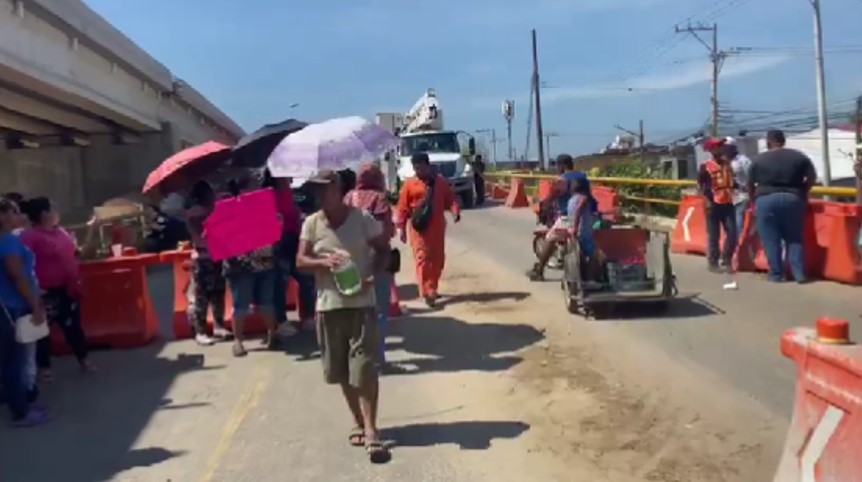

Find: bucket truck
<box><xmin>376</xmin><ymin>89</ymin><xmax>478</xmax><ymax>208</ymax></box>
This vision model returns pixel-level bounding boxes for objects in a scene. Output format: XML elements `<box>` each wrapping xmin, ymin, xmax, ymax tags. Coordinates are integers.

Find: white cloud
<box><xmin>466</xmin><ymin>54</ymin><xmax>791</xmax><ymax>110</ymax></box>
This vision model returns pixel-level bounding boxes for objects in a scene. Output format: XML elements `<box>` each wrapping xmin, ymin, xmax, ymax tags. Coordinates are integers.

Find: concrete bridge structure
<box><xmin>0</xmin><ymin>0</ymin><xmax>244</xmax><ymax>219</ymax></box>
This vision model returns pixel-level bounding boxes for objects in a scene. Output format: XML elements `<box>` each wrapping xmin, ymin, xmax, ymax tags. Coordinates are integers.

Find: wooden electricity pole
<box><xmin>532</xmin><ymin>29</ymin><xmax>546</xmax><ymax>170</ymax></box>
<box><xmin>676</xmin><ymin>22</ymin><xmax>723</xmax><ymax>137</ymax></box>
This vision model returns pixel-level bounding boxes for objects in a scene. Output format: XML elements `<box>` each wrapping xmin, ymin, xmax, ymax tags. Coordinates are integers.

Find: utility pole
<box><xmin>812</xmin><ymin>0</ymin><xmax>832</xmax><ymax>186</ymax></box>
<box><xmin>676</xmin><ymin>22</ymin><xmax>723</xmax><ymax>137</ymax></box>
<box><xmin>532</xmin><ymin>29</ymin><xmax>546</xmax><ymax>170</ymax></box>
<box><xmin>614</xmin><ymin>121</ymin><xmax>646</xmax><ymax>163</ymax></box>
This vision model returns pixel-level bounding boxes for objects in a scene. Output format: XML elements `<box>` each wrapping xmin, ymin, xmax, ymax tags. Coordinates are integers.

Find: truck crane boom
<box><xmin>400</xmin><ymin>88</ymin><xmax>443</xmax><ymax>133</ymax></box>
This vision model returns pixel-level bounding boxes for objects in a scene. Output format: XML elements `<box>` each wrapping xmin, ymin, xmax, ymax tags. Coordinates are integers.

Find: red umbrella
<box><xmin>142</xmin><ymin>141</ymin><xmax>232</xmax><ymax>195</ymax></box>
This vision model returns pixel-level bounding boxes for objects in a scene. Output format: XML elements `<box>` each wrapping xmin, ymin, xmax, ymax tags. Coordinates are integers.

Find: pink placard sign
<box><xmin>203</xmin><ymin>188</ymin><xmax>283</xmax><ymax>261</ymax></box>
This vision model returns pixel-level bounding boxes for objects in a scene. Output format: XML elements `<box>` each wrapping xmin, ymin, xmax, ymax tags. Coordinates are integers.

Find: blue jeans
<box><xmin>707</xmin><ymin>203</ymin><xmax>738</xmax><ymax>266</ymax></box>
<box><xmin>755</xmin><ymin>192</ymin><xmax>806</xmax><ymax>282</ymax></box>
<box><xmin>229</xmin><ymin>269</ymin><xmax>277</xmax><ymax>320</ymax></box>
<box><xmin>274</xmin><ymin>264</ymin><xmax>316</xmax><ymax>323</ymax></box>
<box><xmin>1</xmin><ymin>306</ymin><xmax>29</xmax><ymax>420</ymax></box>
<box><xmin>374</xmin><ymin>273</ymin><xmax>392</xmax><ymax>363</ymax></box>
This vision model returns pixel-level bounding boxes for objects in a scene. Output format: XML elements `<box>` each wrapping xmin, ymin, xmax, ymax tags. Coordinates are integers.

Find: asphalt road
<box><xmin>449</xmin><ymin>203</ymin><xmax>860</xmax><ymax>418</ymax></box>
<box><xmin>1</xmin><ymin>203</ymin><xmax>857</xmax><ymax>482</ymax></box>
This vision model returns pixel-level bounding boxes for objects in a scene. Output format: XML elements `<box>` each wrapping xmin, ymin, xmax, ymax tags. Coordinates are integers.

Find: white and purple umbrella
<box><xmin>266</xmin><ymin>116</ymin><xmax>398</xmax><ymax>184</ymax></box>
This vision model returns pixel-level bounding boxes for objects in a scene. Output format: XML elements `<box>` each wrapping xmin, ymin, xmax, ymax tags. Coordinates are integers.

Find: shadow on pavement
<box><xmin>385</xmin><ymin>315</ymin><xmax>544</xmax><ymax>376</ymax></box>
<box><xmin>0</xmin><ymin>341</ymin><xmax>220</xmax><ymax>482</ymax></box>
<box><xmin>593</xmin><ymin>296</ymin><xmax>722</xmax><ymax>321</ymax></box>
<box><xmin>282</xmin><ymin>330</ymin><xmax>321</xmax><ymax>362</ymax></box>
<box><xmin>397</xmin><ymin>283</ymin><xmax>420</xmax><ymax>301</ymax></box>
<box><xmin>437</xmin><ymin>291</ymin><xmax>531</xmax><ymax>308</ymax></box>
<box><xmin>384</xmin><ymin>420</ymin><xmax>530</xmax><ymax>450</ymax></box>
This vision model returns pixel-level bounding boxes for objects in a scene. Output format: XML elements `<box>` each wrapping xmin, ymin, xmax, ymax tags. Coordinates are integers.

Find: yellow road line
<box><xmin>198</xmin><ymin>365</ymin><xmax>269</xmax><ymax>482</ymax></box>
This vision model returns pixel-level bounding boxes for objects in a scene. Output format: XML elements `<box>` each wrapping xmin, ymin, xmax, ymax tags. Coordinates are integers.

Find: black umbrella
<box><xmin>231</xmin><ymin>118</ymin><xmax>308</xmax><ymax>168</ymax></box>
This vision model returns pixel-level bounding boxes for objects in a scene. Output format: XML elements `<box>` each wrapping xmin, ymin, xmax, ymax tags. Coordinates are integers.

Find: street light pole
<box><xmin>812</xmin><ymin>0</ymin><xmax>832</xmax><ymax>186</ymax></box>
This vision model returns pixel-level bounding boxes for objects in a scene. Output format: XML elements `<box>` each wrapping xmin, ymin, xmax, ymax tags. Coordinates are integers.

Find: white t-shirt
<box><xmin>731</xmin><ymin>154</ymin><xmax>752</xmax><ymax>205</ymax></box>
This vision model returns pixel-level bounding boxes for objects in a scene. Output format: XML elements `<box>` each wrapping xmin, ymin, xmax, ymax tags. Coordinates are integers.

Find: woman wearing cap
<box><xmin>344</xmin><ymin>163</ymin><xmax>396</xmax><ymax>364</ymax></box>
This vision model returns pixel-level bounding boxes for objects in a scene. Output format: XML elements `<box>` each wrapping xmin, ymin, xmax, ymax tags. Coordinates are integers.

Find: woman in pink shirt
<box><xmin>20</xmin><ymin>197</ymin><xmax>93</xmax><ymax>379</ymax></box>
<box><xmin>263</xmin><ymin>169</ymin><xmax>314</xmax><ymax>335</ymax></box>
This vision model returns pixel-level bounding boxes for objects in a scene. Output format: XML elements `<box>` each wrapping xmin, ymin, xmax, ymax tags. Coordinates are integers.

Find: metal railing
<box><xmin>485</xmin><ymin>171</ymin><xmax>858</xmax><ymax>217</ymax></box>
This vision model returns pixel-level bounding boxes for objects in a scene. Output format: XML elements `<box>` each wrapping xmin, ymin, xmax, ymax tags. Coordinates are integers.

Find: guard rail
<box><xmin>485</xmin><ymin>171</ymin><xmax>857</xmax><ymax>217</ymax></box>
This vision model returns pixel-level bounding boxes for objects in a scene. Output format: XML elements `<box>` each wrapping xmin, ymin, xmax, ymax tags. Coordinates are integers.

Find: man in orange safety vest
<box><xmin>698</xmin><ymin>137</ymin><xmax>738</xmax><ymax>273</ymax></box>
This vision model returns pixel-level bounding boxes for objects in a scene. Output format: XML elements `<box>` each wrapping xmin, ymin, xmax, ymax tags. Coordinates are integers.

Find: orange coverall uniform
<box><xmin>396</xmin><ymin>175</ymin><xmax>460</xmax><ymax>298</ymax></box>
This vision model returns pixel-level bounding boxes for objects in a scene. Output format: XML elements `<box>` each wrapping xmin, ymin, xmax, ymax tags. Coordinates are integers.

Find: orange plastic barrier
<box><xmin>774</xmin><ymin>318</ymin><xmax>862</xmax><ymax>482</ymax></box>
<box><xmin>531</xmin><ymin>179</ymin><xmax>555</xmax><ymax>213</ymax></box>
<box><xmin>670</xmin><ymin>195</ymin><xmax>709</xmax><ymax>255</ymax></box>
<box><xmin>537</xmin><ymin>179</ymin><xmax>554</xmax><ymax>202</ymax></box>
<box><xmin>487</xmin><ymin>182</ymin><xmax>509</xmax><ymax>201</ymax></box>
<box><xmin>51</xmin><ymin>254</ymin><xmax>162</xmax><ymax>354</ymax></box>
<box><xmin>819</xmin><ymin>203</ymin><xmax>862</xmax><ymax>284</ymax></box>
<box><xmin>505</xmin><ymin>178</ymin><xmax>530</xmax><ymax>208</ymax></box>
<box><xmin>161</xmin><ymin>249</ymin><xmax>300</xmax><ymax>339</ymax></box>
<box><xmin>592</xmin><ymin>186</ymin><xmax>621</xmax><ymax>222</ymax></box>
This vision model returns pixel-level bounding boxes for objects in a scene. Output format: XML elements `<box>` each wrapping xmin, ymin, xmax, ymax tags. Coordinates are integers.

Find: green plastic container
<box><xmin>332</xmin><ymin>258</ymin><xmax>362</xmax><ymax>296</ymax></box>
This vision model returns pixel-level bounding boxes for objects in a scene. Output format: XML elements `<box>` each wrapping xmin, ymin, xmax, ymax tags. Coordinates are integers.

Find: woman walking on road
<box><xmin>0</xmin><ymin>198</ymin><xmax>49</xmax><ymax>427</ymax></box>
<box><xmin>344</xmin><ymin>163</ymin><xmax>396</xmax><ymax>363</ymax></box>
<box><xmin>185</xmin><ymin>181</ymin><xmax>231</xmax><ymax>346</ymax></box>
<box><xmin>223</xmin><ymin>180</ymin><xmax>280</xmax><ymax>357</ymax></box>
<box><xmin>20</xmin><ymin>197</ymin><xmax>95</xmax><ymax>379</ymax></box>
<box><xmin>396</xmin><ymin>152</ymin><xmax>461</xmax><ymax>307</ymax></box>
<box><xmin>297</xmin><ymin>169</ymin><xmax>391</xmax><ymax>463</ymax></box>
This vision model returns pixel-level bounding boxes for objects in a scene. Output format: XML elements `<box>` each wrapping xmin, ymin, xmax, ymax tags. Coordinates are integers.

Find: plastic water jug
<box><xmin>332</xmin><ymin>256</ymin><xmax>362</xmax><ymax>296</ymax></box>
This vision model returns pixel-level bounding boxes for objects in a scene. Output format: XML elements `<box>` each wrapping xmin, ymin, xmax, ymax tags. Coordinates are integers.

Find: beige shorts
<box><xmin>316</xmin><ymin>308</ymin><xmax>380</xmax><ymax>388</ymax></box>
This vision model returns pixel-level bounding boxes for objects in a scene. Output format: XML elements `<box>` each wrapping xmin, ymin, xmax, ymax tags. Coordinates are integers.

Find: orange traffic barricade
<box><xmin>774</xmin><ymin>318</ymin><xmax>862</xmax><ymax>481</ymax></box>
<box><xmin>161</xmin><ymin>249</ymin><xmax>301</xmax><ymax>339</ymax></box>
<box><xmin>505</xmin><ymin>178</ymin><xmax>530</xmax><ymax>208</ymax></box>
<box><xmin>818</xmin><ymin>202</ymin><xmax>862</xmax><ymax>284</ymax></box>
<box><xmin>531</xmin><ymin>179</ymin><xmax>554</xmax><ymax>214</ymax></box>
<box><xmin>670</xmin><ymin>195</ymin><xmax>709</xmax><ymax>255</ymax></box>
<box><xmin>50</xmin><ymin>254</ymin><xmax>163</xmax><ymax>355</ymax></box>
<box><xmin>491</xmin><ymin>182</ymin><xmax>509</xmax><ymax>200</ymax></box>
<box><xmin>592</xmin><ymin>186</ymin><xmax>621</xmax><ymax>222</ymax></box>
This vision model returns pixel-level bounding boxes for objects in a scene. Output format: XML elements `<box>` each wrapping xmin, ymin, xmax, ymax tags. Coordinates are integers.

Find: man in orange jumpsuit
<box><xmin>396</xmin><ymin>152</ymin><xmax>461</xmax><ymax>307</ymax></box>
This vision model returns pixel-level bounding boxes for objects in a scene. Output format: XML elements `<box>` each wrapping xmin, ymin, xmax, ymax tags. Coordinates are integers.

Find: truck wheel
<box><xmin>460</xmin><ymin>189</ymin><xmax>475</xmax><ymax>209</ymax></box>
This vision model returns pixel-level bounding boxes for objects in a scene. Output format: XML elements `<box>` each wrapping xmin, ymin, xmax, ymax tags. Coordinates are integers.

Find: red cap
<box><xmin>703</xmin><ymin>138</ymin><xmax>726</xmax><ymax>150</ymax></box>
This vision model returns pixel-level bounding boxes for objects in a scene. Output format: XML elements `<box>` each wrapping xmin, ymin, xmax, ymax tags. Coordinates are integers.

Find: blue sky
<box><xmin>85</xmin><ymin>0</ymin><xmax>862</xmax><ymax>157</ymax></box>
